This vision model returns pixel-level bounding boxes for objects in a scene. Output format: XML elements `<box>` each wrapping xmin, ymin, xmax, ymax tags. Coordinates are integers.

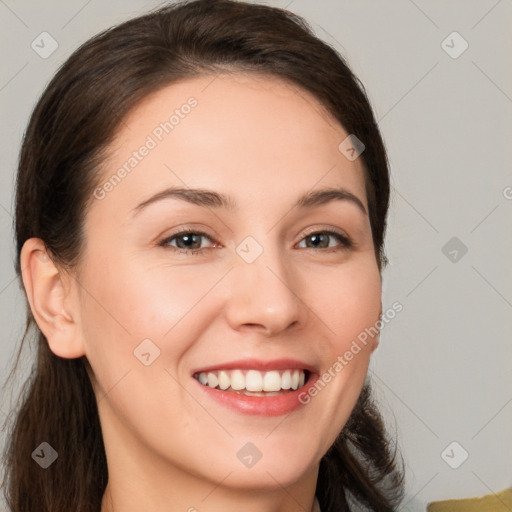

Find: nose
<box><xmin>223</xmin><ymin>243</ymin><xmax>305</xmax><ymax>337</ymax></box>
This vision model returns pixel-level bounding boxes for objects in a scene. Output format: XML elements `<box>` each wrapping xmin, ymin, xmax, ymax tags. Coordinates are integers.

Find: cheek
<box><xmin>303</xmin><ymin>257</ymin><xmax>380</xmax><ymax>422</ymax></box>
<box><xmin>82</xmin><ymin>250</ymin><xmax>214</xmax><ymax>334</ymax></box>
<box><xmin>79</xmin><ymin>251</ymin><xmax>227</xmax><ymax>378</ymax></box>
<box><xmin>312</xmin><ymin>258</ymin><xmax>382</xmax><ymax>350</ymax></box>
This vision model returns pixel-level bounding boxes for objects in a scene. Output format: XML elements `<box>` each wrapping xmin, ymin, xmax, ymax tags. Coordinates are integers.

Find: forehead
<box><xmin>92</xmin><ymin>72</ymin><xmax>367</xmax><ymax>217</ymax></box>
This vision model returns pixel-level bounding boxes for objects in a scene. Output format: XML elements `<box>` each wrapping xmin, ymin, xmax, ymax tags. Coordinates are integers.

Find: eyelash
<box><xmin>158</xmin><ymin>228</ymin><xmax>353</xmax><ymax>256</ymax></box>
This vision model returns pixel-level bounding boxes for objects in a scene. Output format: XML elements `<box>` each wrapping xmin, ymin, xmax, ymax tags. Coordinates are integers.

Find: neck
<box><xmin>99</xmin><ymin>417</ymin><xmax>319</xmax><ymax>512</ymax></box>
<box><xmin>101</xmin><ymin>476</ymin><xmax>319</xmax><ymax>512</ymax></box>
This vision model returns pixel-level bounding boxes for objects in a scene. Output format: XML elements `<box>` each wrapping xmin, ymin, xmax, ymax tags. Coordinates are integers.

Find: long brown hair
<box><xmin>2</xmin><ymin>1</ymin><xmax>404</xmax><ymax>510</ymax></box>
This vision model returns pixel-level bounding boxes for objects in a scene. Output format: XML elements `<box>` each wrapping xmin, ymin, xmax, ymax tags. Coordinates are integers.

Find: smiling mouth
<box><xmin>193</xmin><ymin>368</ymin><xmax>311</xmax><ymax>396</ymax></box>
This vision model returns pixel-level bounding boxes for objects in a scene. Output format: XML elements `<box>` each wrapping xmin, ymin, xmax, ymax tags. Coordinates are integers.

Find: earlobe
<box><xmin>20</xmin><ymin>238</ymin><xmax>86</xmax><ymax>359</ymax></box>
<box><xmin>370</xmin><ymin>305</ymin><xmax>383</xmax><ymax>354</ymax></box>
<box><xmin>371</xmin><ymin>335</ymin><xmax>380</xmax><ymax>354</ymax></box>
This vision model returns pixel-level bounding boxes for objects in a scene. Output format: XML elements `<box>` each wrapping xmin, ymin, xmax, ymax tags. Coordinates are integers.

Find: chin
<box><xmin>209</xmin><ymin>449</ymin><xmax>315</xmax><ymax>491</ymax></box>
<box><xmin>217</xmin><ymin>464</ymin><xmax>310</xmax><ymax>492</ymax></box>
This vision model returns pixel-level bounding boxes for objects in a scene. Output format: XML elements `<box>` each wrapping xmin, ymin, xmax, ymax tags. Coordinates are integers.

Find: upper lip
<box><xmin>191</xmin><ymin>358</ymin><xmax>318</xmax><ymax>376</ymax></box>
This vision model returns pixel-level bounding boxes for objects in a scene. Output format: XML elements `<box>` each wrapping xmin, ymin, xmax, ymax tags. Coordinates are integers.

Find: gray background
<box><xmin>1</xmin><ymin>0</ymin><xmax>511</xmax><ymax>510</ymax></box>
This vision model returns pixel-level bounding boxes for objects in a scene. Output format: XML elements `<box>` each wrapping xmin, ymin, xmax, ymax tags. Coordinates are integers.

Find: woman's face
<box><xmin>76</xmin><ymin>73</ymin><xmax>381</xmax><ymax>495</ymax></box>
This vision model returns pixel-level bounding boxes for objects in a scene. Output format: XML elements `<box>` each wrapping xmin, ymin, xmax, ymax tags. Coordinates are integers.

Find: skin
<box><xmin>21</xmin><ymin>73</ymin><xmax>382</xmax><ymax>512</ymax></box>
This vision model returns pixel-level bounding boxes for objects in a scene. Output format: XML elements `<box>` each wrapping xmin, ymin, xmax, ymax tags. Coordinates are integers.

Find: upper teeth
<box><xmin>195</xmin><ymin>369</ymin><xmax>306</xmax><ymax>392</ymax></box>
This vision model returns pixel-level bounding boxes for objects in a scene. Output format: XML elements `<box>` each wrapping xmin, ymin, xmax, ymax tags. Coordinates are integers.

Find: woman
<box><xmin>2</xmin><ymin>0</ymin><xmax>404</xmax><ymax>510</ymax></box>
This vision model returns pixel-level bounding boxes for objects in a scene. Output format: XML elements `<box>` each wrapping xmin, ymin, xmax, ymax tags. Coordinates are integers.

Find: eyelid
<box><xmin>299</xmin><ymin>225</ymin><xmax>353</xmax><ymax>246</ymax></box>
<box><xmin>156</xmin><ymin>224</ymin><xmax>217</xmax><ymax>243</ymax></box>
<box><xmin>300</xmin><ymin>224</ymin><xmax>348</xmax><ymax>238</ymax></box>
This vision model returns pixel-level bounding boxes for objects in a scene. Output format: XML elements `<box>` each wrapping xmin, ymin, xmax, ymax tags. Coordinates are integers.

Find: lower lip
<box><xmin>192</xmin><ymin>373</ymin><xmax>320</xmax><ymax>416</ymax></box>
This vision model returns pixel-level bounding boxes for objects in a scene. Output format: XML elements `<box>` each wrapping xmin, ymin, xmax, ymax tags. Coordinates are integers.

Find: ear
<box><xmin>370</xmin><ymin>304</ymin><xmax>383</xmax><ymax>354</ymax></box>
<box><xmin>20</xmin><ymin>238</ymin><xmax>86</xmax><ymax>359</ymax></box>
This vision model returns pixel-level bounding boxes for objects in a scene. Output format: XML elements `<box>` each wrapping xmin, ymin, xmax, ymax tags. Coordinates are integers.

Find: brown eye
<box><xmin>159</xmin><ymin>230</ymin><xmax>216</xmax><ymax>255</ymax></box>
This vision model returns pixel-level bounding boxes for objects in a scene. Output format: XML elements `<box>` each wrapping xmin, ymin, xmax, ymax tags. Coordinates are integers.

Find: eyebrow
<box><xmin>131</xmin><ymin>186</ymin><xmax>367</xmax><ymax>216</ymax></box>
